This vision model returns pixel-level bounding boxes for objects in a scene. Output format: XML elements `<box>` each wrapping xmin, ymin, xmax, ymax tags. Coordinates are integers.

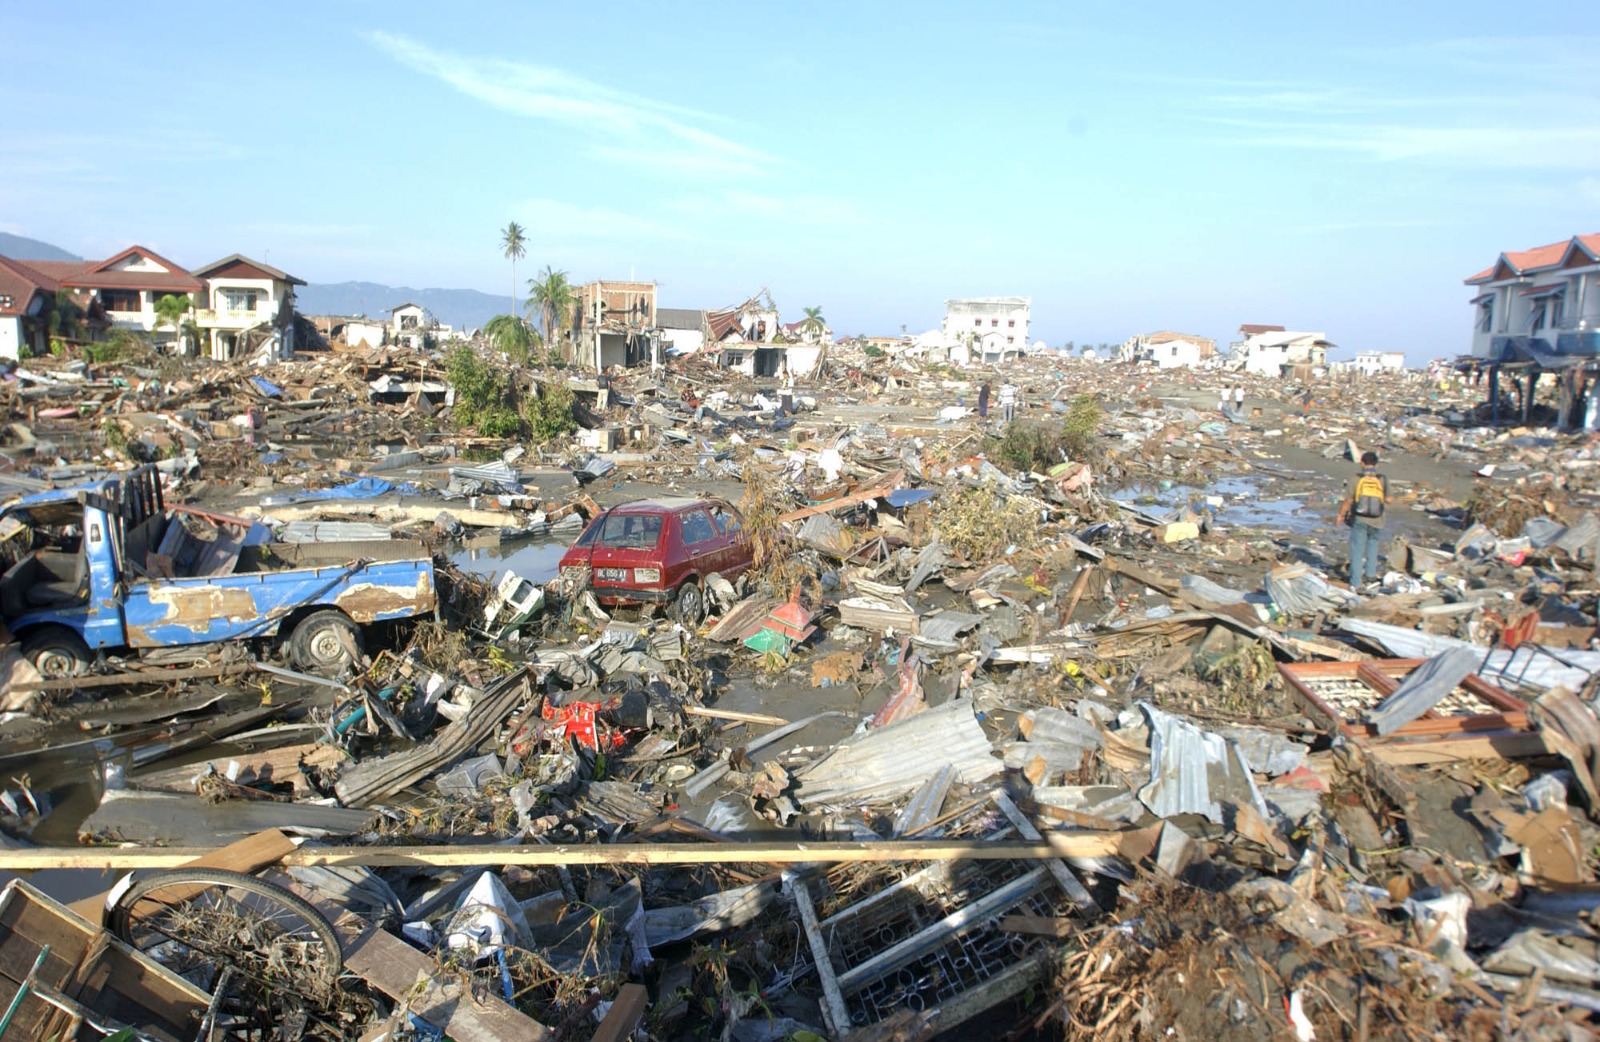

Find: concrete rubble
<box><xmin>6</xmin><ymin>339</ymin><xmax>1600</xmax><ymax>1038</ymax></box>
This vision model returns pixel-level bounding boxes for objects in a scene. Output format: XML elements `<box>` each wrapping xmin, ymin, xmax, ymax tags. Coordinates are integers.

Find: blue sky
<box><xmin>5</xmin><ymin>2</ymin><xmax>1598</xmax><ymax>362</ymax></box>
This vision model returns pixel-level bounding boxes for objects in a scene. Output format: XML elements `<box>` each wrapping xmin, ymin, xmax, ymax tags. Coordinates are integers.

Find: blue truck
<box><xmin>0</xmin><ymin>466</ymin><xmax>438</xmax><ymax>678</ymax></box>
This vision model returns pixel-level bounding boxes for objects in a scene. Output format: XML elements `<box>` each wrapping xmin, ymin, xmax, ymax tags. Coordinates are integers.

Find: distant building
<box><xmin>1121</xmin><ymin>330</ymin><xmax>1217</xmax><ymax>369</ymax></box>
<box><xmin>1464</xmin><ymin>233</ymin><xmax>1600</xmax><ymax>361</ymax></box>
<box><xmin>1233</xmin><ymin>328</ymin><xmax>1334</xmax><ymax>376</ymax></box>
<box><xmin>1353</xmin><ymin>350</ymin><xmax>1406</xmax><ymax>375</ymax></box>
<box><xmin>388</xmin><ymin>303</ymin><xmax>437</xmax><ymax>350</ymax></box>
<box><xmin>942</xmin><ymin>297</ymin><xmax>1030</xmax><ymax>365</ymax></box>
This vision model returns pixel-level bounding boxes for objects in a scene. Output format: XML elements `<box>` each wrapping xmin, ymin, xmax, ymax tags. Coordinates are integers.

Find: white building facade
<box><xmin>1352</xmin><ymin>351</ymin><xmax>1406</xmax><ymax>375</ymax></box>
<box><xmin>942</xmin><ymin>297</ymin><xmax>1030</xmax><ymax>365</ymax></box>
<box><xmin>1234</xmin><ymin>330</ymin><xmax>1332</xmax><ymax>376</ymax></box>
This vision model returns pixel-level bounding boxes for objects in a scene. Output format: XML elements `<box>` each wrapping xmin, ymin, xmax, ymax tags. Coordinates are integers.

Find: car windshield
<box><xmin>585</xmin><ymin>512</ymin><xmax>663</xmax><ymax>549</ymax></box>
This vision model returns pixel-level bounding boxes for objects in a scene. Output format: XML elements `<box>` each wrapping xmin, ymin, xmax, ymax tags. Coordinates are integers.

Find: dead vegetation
<box><xmin>931</xmin><ymin>484</ymin><xmax>1040</xmax><ymax>561</ymax></box>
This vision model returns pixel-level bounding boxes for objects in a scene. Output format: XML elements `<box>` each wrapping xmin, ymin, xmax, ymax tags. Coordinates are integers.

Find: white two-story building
<box><xmin>942</xmin><ymin>297</ymin><xmax>1030</xmax><ymax>365</ymax></box>
<box><xmin>192</xmin><ymin>254</ymin><xmax>306</xmax><ymax>360</ymax></box>
<box><xmin>1464</xmin><ymin>234</ymin><xmax>1600</xmax><ymax>361</ymax></box>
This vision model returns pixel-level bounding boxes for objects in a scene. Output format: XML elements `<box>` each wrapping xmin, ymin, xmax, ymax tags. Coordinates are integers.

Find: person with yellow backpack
<box><xmin>1337</xmin><ymin>450</ymin><xmax>1388</xmax><ymax>590</ymax></box>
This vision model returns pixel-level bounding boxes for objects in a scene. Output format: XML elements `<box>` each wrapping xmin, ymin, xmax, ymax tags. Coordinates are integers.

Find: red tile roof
<box><xmin>62</xmin><ymin>245</ymin><xmax>201</xmax><ymax>293</ymax></box>
<box><xmin>1464</xmin><ymin>234</ymin><xmax>1600</xmax><ymax>284</ymax></box>
<box><xmin>1239</xmin><ymin>324</ymin><xmax>1285</xmax><ymax>335</ymax></box>
<box><xmin>0</xmin><ymin>256</ymin><xmax>62</xmax><ymax>316</ymax></box>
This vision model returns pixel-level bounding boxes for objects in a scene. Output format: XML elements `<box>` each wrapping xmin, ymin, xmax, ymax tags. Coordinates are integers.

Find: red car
<box><xmin>559</xmin><ymin>497</ymin><xmax>753</xmax><ymax>622</ymax></box>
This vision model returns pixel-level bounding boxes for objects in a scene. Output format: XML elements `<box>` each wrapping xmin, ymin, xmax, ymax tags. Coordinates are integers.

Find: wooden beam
<box><xmin>998</xmin><ymin>914</ymin><xmax>1073</xmax><ymax>939</ymax></box>
<box><xmin>682</xmin><ymin>706</ymin><xmax>788</xmax><ymax>727</ymax></box>
<box><xmin>592</xmin><ymin>983</ymin><xmax>648</xmax><ymax>1042</ymax></box>
<box><xmin>775</xmin><ymin>470</ymin><xmax>905</xmax><ymax>524</ymax></box>
<box><xmin>64</xmin><ymin>828</ymin><xmax>297</xmax><ymax>925</ymax></box>
<box><xmin>2</xmin><ymin>834</ymin><xmax>1130</xmax><ymax>872</ymax></box>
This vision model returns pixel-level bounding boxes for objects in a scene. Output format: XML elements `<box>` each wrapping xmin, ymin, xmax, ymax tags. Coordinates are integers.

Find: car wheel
<box><xmin>288</xmin><ymin>610</ymin><xmax>362</xmax><ymax>676</ymax></box>
<box><xmin>672</xmin><ymin>580</ymin><xmax>705</xmax><ymax>625</ymax></box>
<box><xmin>22</xmin><ymin>627</ymin><xmax>90</xmax><ymax>679</ymax></box>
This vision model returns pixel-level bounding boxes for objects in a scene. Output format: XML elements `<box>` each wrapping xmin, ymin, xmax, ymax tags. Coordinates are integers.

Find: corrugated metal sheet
<box><xmin>279</xmin><ymin>521</ymin><xmax>393</xmax><ymax>543</ymax></box>
<box><xmin>1339</xmin><ymin>617</ymin><xmax>1600</xmax><ymax>691</ymax></box>
<box><xmin>1135</xmin><ymin>702</ymin><xmax>1268</xmax><ymax>825</ymax></box>
<box><xmin>795</xmin><ymin>698</ymin><xmax>999</xmax><ymax>809</ymax></box>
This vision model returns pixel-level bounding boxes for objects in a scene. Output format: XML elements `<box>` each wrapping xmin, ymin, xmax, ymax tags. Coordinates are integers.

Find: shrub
<box><xmin>445</xmin><ymin>345</ymin><xmax>524</xmax><ymax>437</ymax></box>
<box><xmin>984</xmin><ymin>395</ymin><xmax>1103</xmax><ymax>472</ymax></box>
<box><xmin>863</xmin><ymin>345</ymin><xmax>885</xmax><ymax>358</ymax></box>
<box><xmin>1062</xmin><ymin>394</ymin><xmax>1102</xmax><ymax>460</ymax></box>
<box><xmin>525</xmin><ymin>379</ymin><xmax>577</xmax><ymax>444</ymax></box>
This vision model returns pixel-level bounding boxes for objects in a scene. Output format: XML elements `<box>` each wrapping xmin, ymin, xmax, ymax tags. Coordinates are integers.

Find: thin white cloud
<box><xmin>514</xmin><ymin>198</ymin><xmax>699</xmax><ymax>244</ymax></box>
<box><xmin>1208</xmin><ymin>118</ymin><xmax>1600</xmax><ymax>169</ymax></box>
<box><xmin>367</xmin><ymin>31</ymin><xmax>776</xmax><ymax>178</ymax></box>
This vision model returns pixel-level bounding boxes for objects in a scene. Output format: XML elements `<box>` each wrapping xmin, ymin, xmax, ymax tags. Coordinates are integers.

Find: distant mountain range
<box><xmin>293</xmin><ymin>282</ymin><xmax>510</xmax><ymax>331</ymax></box>
<box><xmin>0</xmin><ymin>233</ymin><xmax>82</xmax><ymax>262</ymax></box>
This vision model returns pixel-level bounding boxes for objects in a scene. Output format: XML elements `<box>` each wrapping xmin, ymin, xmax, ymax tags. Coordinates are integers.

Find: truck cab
<box><xmin>1</xmin><ymin>466</ymin><xmax>438</xmax><ymax>677</ymax></box>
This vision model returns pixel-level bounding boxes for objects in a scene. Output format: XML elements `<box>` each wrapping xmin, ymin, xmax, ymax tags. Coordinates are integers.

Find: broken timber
<box><xmin>0</xmin><ymin>833</ymin><xmax>1135</xmax><ymax>871</ymax></box>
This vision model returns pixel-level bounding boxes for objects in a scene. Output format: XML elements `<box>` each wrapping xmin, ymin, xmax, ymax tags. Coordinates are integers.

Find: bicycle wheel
<box><xmin>106</xmin><ymin>867</ymin><xmax>343</xmax><ymax>1001</ymax></box>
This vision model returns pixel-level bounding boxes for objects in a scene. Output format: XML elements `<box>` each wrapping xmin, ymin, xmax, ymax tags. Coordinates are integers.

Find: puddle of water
<box><xmin>451</xmin><ymin>538</ymin><xmax>571</xmax><ymax>583</ymax></box>
<box><xmin>1115</xmin><ymin>475</ymin><xmax>1323</xmax><ymax>535</ymax></box>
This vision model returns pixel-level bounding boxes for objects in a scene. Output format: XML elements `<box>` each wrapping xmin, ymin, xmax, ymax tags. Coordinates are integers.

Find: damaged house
<box><xmin>943</xmin><ymin>296</ymin><xmax>1031</xmax><ymax>365</ymax></box>
<box><xmin>1232</xmin><ymin>325</ymin><xmax>1333</xmax><ymax>377</ymax></box>
<box><xmin>708</xmin><ymin>294</ymin><xmax>823</xmax><ymax>378</ymax></box>
<box><xmin>1460</xmin><ymin>233</ymin><xmax>1600</xmax><ymax>428</ymax></box>
<box><xmin>1120</xmin><ymin>330</ymin><xmax>1217</xmax><ymax>369</ymax></box>
<box><xmin>576</xmin><ymin>279</ymin><xmax>658</xmax><ymax>369</ymax></box>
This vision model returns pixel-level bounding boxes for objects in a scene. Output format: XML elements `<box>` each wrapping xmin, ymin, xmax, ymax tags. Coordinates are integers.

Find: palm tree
<box><xmin>501</xmin><ymin>222</ymin><xmax>527</xmax><ymax>316</ymax></box>
<box><xmin>800</xmin><ymin>305</ymin><xmax>826</xmax><ymax>343</ymax></box>
<box><xmin>484</xmin><ymin>314</ymin><xmax>535</xmax><ymax>361</ymax></box>
<box><xmin>152</xmin><ymin>293</ymin><xmax>193</xmax><ymax>354</ymax></box>
<box><xmin>527</xmin><ymin>266</ymin><xmax>575</xmax><ymax>354</ymax></box>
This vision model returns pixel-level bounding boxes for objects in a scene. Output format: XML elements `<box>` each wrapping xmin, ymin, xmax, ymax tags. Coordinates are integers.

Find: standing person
<box><xmin>1337</xmin><ymin>450</ymin><xmax>1388</xmax><ymax>590</ymax></box>
<box><xmin>1220</xmin><ymin>386</ymin><xmax>1232</xmax><ymax>415</ymax></box>
<box><xmin>978</xmin><ymin>381</ymin><xmax>991</xmax><ymax>419</ymax></box>
<box><xmin>1234</xmin><ymin>385</ymin><xmax>1245</xmax><ymax>413</ymax></box>
<box><xmin>999</xmin><ymin>381</ymin><xmax>1019</xmax><ymax>423</ymax></box>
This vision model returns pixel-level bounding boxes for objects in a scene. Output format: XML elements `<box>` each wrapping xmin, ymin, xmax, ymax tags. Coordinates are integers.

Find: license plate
<box><xmin>596</xmin><ymin>568</ymin><xmax>628</xmax><ymax>582</ymax></box>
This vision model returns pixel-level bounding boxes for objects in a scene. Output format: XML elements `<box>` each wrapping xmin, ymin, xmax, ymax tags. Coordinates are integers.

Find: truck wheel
<box><xmin>22</xmin><ymin>627</ymin><xmax>91</xmax><ymax>679</ymax></box>
<box><xmin>671</xmin><ymin>580</ymin><xmax>705</xmax><ymax>625</ymax></box>
<box><xmin>288</xmin><ymin>611</ymin><xmax>362</xmax><ymax>676</ymax></box>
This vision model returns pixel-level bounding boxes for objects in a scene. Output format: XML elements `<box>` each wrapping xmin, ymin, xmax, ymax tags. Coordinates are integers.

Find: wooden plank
<box><xmin>345</xmin><ymin>925</ymin><xmax>550</xmax><ymax>1042</ymax></box>
<box><xmin>592</xmin><ymin>983</ymin><xmax>648</xmax><ymax>1042</ymax></box>
<box><xmin>7</xmin><ymin>834</ymin><xmax>1130</xmax><ymax>872</ymax></box>
<box><xmin>775</xmin><ymin>470</ymin><xmax>904</xmax><ymax>524</ymax></box>
<box><xmin>998</xmin><ymin>914</ymin><xmax>1073</xmax><ymax>939</ymax></box>
<box><xmin>1102</xmin><ymin>555</ymin><xmax>1179</xmax><ymax>596</ymax></box>
<box><xmin>66</xmin><ymin>828</ymin><xmax>296</xmax><ymax>924</ymax></box>
<box><xmin>682</xmin><ymin>706</ymin><xmax>788</xmax><ymax>727</ymax></box>
<box><xmin>993</xmin><ymin>791</ymin><xmax>1100</xmax><ymax>916</ymax></box>
<box><xmin>1371</xmin><ymin>732</ymin><xmax>1549</xmax><ymax>765</ymax></box>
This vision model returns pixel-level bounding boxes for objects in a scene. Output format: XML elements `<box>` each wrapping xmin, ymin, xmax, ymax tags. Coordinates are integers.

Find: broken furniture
<box><xmin>1278</xmin><ymin>658</ymin><xmax>1546</xmax><ymax>764</ymax></box>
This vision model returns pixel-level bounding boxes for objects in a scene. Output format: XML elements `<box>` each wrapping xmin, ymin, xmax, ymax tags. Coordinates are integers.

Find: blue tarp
<box><xmin>250</xmin><ymin>376</ymin><xmax>285</xmax><ymax>398</ymax></box>
<box><xmin>261</xmin><ymin>477</ymin><xmax>422</xmax><ymax>506</ymax></box>
<box><xmin>884</xmin><ymin>488</ymin><xmax>937</xmax><ymax>508</ymax></box>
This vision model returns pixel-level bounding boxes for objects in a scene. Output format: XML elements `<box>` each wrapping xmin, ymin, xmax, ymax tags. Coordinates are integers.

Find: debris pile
<box><xmin>7</xmin><ymin>343</ymin><xmax>1600</xmax><ymax>1038</ymax></box>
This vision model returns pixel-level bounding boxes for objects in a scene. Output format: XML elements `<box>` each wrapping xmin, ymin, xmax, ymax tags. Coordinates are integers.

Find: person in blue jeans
<box><xmin>1337</xmin><ymin>450</ymin><xmax>1388</xmax><ymax>589</ymax></box>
